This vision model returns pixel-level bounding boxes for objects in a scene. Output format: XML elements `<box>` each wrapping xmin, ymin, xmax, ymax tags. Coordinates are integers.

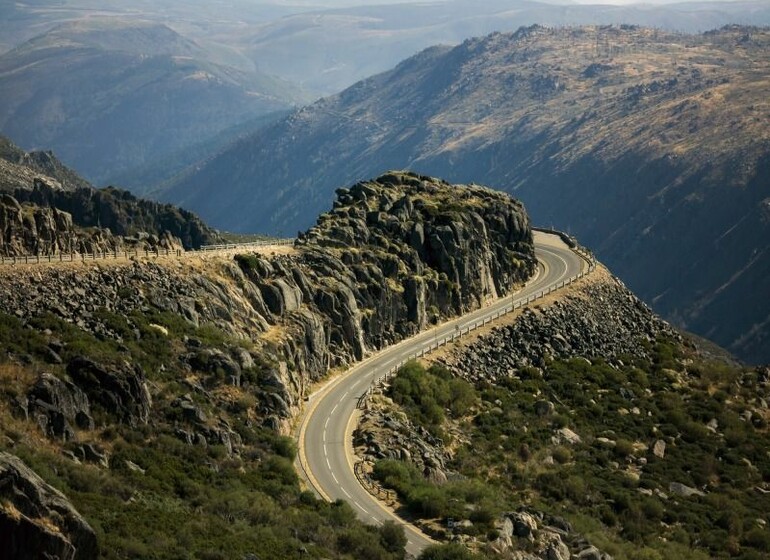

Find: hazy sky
<box><xmin>277</xmin><ymin>0</ymin><xmax>752</xmax><ymax>4</ymax></box>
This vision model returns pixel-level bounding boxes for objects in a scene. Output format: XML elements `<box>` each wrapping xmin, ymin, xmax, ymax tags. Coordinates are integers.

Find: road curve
<box><xmin>297</xmin><ymin>232</ymin><xmax>586</xmax><ymax>557</ymax></box>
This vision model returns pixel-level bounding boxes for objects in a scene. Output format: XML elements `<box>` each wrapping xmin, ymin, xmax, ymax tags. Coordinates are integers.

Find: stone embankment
<box><xmin>441</xmin><ymin>267</ymin><xmax>680</xmax><ymax>382</ymax></box>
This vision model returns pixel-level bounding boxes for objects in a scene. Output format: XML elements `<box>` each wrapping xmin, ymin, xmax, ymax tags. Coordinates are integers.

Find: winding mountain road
<box><xmin>297</xmin><ymin>231</ymin><xmax>588</xmax><ymax>557</ymax></box>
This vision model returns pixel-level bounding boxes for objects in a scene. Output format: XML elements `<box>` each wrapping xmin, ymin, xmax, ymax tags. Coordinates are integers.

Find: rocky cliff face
<box><xmin>0</xmin><ymin>146</ymin><xmax>222</xmax><ymax>254</ymax></box>
<box><xmin>0</xmin><ymin>189</ymin><xmax>183</xmax><ymax>256</ymax></box>
<box><xmin>12</xmin><ymin>181</ymin><xmax>222</xmax><ymax>250</ymax></box>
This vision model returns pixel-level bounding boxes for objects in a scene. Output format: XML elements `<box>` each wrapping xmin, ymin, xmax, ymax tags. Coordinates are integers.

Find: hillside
<box><xmin>0</xmin><ymin>19</ymin><xmax>303</xmax><ymax>185</ymax></box>
<box><xmin>0</xmin><ymin>172</ymin><xmax>535</xmax><ymax>558</ymax></box>
<box><xmin>360</xmin><ymin>267</ymin><xmax>770</xmax><ymax>559</ymax></box>
<box><xmin>0</xmin><ymin>172</ymin><xmax>765</xmax><ymax>560</ymax></box>
<box><xmin>164</xmin><ymin>25</ymin><xmax>770</xmax><ymax>363</ymax></box>
<box><xmin>0</xmin><ymin>135</ymin><xmax>91</xmax><ymax>192</ymax></box>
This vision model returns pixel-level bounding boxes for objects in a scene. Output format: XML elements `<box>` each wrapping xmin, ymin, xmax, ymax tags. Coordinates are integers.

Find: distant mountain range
<box><xmin>242</xmin><ymin>0</ymin><xmax>770</xmax><ymax>94</ymax></box>
<box><xmin>0</xmin><ymin>19</ymin><xmax>305</xmax><ymax>185</ymax></box>
<box><xmin>3</xmin><ymin>1</ymin><xmax>769</xmax><ymax>98</ymax></box>
<box><xmin>2</xmin><ymin>0</ymin><xmax>769</xmax><ymax>191</ymax></box>
<box><xmin>162</xmin><ymin>25</ymin><xmax>770</xmax><ymax>363</ymax></box>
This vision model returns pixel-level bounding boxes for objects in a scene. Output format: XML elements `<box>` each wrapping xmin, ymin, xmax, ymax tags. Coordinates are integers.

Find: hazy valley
<box><xmin>0</xmin><ymin>19</ymin><xmax>304</xmax><ymax>185</ymax></box>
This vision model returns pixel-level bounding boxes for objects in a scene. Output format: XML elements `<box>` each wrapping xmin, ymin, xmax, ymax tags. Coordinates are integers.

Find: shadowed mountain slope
<box><xmin>0</xmin><ymin>19</ymin><xmax>303</xmax><ymax>185</ymax></box>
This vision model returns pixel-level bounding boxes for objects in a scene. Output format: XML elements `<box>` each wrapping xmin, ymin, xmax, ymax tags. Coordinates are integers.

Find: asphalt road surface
<box><xmin>298</xmin><ymin>231</ymin><xmax>587</xmax><ymax>557</ymax></box>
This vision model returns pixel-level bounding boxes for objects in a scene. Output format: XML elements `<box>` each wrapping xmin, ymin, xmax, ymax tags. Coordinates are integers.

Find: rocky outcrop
<box><xmin>0</xmin><ymin>135</ymin><xmax>90</xmax><ymax>193</ymax></box>
<box><xmin>0</xmin><ymin>188</ymin><xmax>185</xmax><ymax>257</ymax></box>
<box><xmin>0</xmin><ymin>137</ymin><xmax>221</xmax><ymax>251</ymax></box>
<box><xmin>13</xmin><ymin>181</ymin><xmax>221</xmax><ymax>249</ymax></box>
<box><xmin>490</xmin><ymin>509</ymin><xmax>612</xmax><ymax>560</ymax></box>
<box><xmin>0</xmin><ymin>452</ymin><xmax>98</xmax><ymax>560</ymax></box>
<box><xmin>25</xmin><ymin>373</ymin><xmax>94</xmax><ymax>441</ymax></box>
<box><xmin>442</xmin><ymin>269</ymin><xmax>681</xmax><ymax>383</ymax></box>
<box><xmin>0</xmin><ymin>172</ymin><xmax>536</xmax><ymax>434</ymax></box>
<box><xmin>355</xmin><ymin>406</ymin><xmax>454</xmax><ymax>483</ymax></box>
<box><xmin>17</xmin><ymin>358</ymin><xmax>151</xmax><ymax>441</ymax></box>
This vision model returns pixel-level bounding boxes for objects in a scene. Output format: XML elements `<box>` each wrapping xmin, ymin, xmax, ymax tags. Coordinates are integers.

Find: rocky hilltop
<box><xmin>0</xmin><ymin>172</ymin><xmax>535</xmax><ymax>558</ymax></box>
<box><xmin>163</xmin><ymin>25</ymin><xmax>770</xmax><ymax>363</ymax></box>
<box><xmin>0</xmin><ymin>135</ymin><xmax>91</xmax><ymax>193</ymax></box>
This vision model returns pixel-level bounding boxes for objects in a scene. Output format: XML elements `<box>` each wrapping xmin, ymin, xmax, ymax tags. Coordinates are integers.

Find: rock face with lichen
<box><xmin>296</xmin><ymin>171</ymin><xmax>535</xmax><ymax>344</ymax></box>
<box><xmin>0</xmin><ymin>138</ymin><xmax>222</xmax><ymax>254</ymax></box>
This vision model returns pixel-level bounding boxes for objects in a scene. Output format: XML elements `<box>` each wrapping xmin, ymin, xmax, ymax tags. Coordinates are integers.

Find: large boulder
<box><xmin>66</xmin><ymin>357</ymin><xmax>151</xmax><ymax>426</ymax></box>
<box><xmin>26</xmin><ymin>372</ymin><xmax>94</xmax><ymax>441</ymax></box>
<box><xmin>0</xmin><ymin>452</ymin><xmax>98</xmax><ymax>559</ymax></box>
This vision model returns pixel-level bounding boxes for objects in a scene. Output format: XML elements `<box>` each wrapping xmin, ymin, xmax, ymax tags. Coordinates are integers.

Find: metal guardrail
<box><xmin>197</xmin><ymin>238</ymin><xmax>295</xmax><ymax>251</ymax></box>
<box><xmin>0</xmin><ymin>238</ymin><xmax>296</xmax><ymax>265</ymax></box>
<box><xmin>354</xmin><ymin>461</ymin><xmax>397</xmax><ymax>504</ymax></box>
<box><xmin>356</xmin><ymin>234</ymin><xmax>596</xmax><ymax>410</ymax></box>
<box><xmin>0</xmin><ymin>248</ymin><xmax>182</xmax><ymax>264</ymax></box>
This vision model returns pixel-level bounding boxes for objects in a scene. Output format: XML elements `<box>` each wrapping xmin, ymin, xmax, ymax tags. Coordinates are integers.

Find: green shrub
<box><xmin>552</xmin><ymin>446</ymin><xmax>572</xmax><ymax>464</ymax></box>
<box><xmin>418</xmin><ymin>543</ymin><xmax>480</xmax><ymax>559</ymax></box>
<box><xmin>379</xmin><ymin>521</ymin><xmax>407</xmax><ymax>553</ymax></box>
<box><xmin>388</xmin><ymin>361</ymin><xmax>476</xmax><ymax>436</ymax></box>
